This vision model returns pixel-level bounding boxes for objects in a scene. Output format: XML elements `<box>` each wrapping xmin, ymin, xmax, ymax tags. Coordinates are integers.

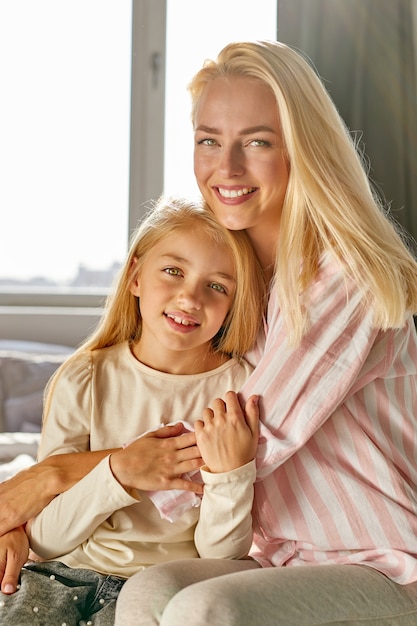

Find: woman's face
<box><xmin>193</xmin><ymin>75</ymin><xmax>289</xmax><ymax>266</ymax></box>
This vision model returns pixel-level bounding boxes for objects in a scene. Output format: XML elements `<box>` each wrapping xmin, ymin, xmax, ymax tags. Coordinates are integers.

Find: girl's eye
<box><xmin>164</xmin><ymin>267</ymin><xmax>182</xmax><ymax>276</ymax></box>
<box><xmin>209</xmin><ymin>283</ymin><xmax>227</xmax><ymax>294</ymax></box>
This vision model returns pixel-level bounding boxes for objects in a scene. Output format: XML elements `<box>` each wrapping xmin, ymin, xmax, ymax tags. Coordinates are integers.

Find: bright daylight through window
<box><xmin>0</xmin><ymin>0</ymin><xmax>277</xmax><ymax>292</ymax></box>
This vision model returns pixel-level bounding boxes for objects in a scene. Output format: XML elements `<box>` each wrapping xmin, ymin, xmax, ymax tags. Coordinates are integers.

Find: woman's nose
<box><xmin>218</xmin><ymin>145</ymin><xmax>245</xmax><ymax>177</ymax></box>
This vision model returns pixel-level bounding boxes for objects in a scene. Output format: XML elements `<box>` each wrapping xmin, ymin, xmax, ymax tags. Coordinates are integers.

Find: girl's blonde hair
<box><xmin>43</xmin><ymin>196</ymin><xmax>264</xmax><ymax>416</ymax></box>
<box><xmin>189</xmin><ymin>40</ymin><xmax>417</xmax><ymax>343</ymax></box>
<box><xmin>65</xmin><ymin>195</ymin><xmax>264</xmax><ymax>360</ymax></box>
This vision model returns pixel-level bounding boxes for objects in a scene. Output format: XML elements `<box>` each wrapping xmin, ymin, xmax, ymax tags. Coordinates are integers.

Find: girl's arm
<box><xmin>27</xmin><ymin>424</ymin><xmax>203</xmax><ymax>560</ymax></box>
<box><xmin>194</xmin><ymin>391</ymin><xmax>259</xmax><ymax>559</ymax></box>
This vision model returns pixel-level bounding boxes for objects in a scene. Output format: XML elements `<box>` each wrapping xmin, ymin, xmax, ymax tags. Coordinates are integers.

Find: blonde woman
<box><xmin>0</xmin><ymin>196</ymin><xmax>264</xmax><ymax>625</ymax></box>
<box><xmin>114</xmin><ymin>41</ymin><xmax>417</xmax><ymax>625</ymax></box>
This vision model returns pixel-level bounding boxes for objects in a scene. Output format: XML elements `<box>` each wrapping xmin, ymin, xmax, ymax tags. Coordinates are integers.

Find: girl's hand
<box><xmin>109</xmin><ymin>422</ymin><xmax>204</xmax><ymax>494</ymax></box>
<box><xmin>0</xmin><ymin>526</ymin><xmax>28</xmax><ymax>594</ymax></box>
<box><xmin>194</xmin><ymin>391</ymin><xmax>259</xmax><ymax>473</ymax></box>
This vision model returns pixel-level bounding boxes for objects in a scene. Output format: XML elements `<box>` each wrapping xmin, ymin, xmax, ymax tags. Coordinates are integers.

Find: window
<box><xmin>0</xmin><ymin>1</ymin><xmax>132</xmax><ymax>290</ymax></box>
<box><xmin>0</xmin><ymin>0</ymin><xmax>277</xmax><ymax>346</ymax></box>
<box><xmin>164</xmin><ymin>0</ymin><xmax>278</xmax><ymax>197</ymax></box>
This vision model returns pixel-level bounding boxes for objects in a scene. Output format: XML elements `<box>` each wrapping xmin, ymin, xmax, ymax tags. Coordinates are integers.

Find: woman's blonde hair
<box><xmin>189</xmin><ymin>40</ymin><xmax>417</xmax><ymax>343</ymax></box>
<box><xmin>67</xmin><ymin>195</ymin><xmax>264</xmax><ymax>359</ymax></box>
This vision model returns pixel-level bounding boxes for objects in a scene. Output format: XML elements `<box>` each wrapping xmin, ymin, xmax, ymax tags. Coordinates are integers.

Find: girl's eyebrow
<box><xmin>215</xmin><ymin>272</ymin><xmax>236</xmax><ymax>283</ymax></box>
<box><xmin>195</xmin><ymin>124</ymin><xmax>277</xmax><ymax>135</ymax></box>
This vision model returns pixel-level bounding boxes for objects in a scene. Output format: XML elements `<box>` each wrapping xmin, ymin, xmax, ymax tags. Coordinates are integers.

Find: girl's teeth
<box><xmin>170</xmin><ymin>315</ymin><xmax>194</xmax><ymax>326</ymax></box>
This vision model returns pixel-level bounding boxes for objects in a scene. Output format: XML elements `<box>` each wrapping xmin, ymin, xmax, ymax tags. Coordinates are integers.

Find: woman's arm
<box><xmin>0</xmin><ymin>449</ymin><xmax>113</xmax><ymax>537</ymax></box>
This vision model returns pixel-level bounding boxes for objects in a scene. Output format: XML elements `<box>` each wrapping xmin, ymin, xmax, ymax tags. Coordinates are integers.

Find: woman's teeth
<box><xmin>218</xmin><ymin>187</ymin><xmax>255</xmax><ymax>198</ymax></box>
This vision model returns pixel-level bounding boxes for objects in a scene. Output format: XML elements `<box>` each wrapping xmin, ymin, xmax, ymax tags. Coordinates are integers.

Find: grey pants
<box><xmin>0</xmin><ymin>561</ymin><xmax>125</xmax><ymax>626</ymax></box>
<box><xmin>115</xmin><ymin>558</ymin><xmax>417</xmax><ymax>626</ymax></box>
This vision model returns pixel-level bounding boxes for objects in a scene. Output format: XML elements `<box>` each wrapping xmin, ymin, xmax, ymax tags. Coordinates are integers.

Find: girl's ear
<box><xmin>129</xmin><ymin>257</ymin><xmax>141</xmax><ymax>297</ymax></box>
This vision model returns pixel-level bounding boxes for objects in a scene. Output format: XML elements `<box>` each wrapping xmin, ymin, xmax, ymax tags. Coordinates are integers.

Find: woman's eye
<box><xmin>164</xmin><ymin>267</ymin><xmax>182</xmax><ymax>276</ymax></box>
<box><xmin>197</xmin><ymin>137</ymin><xmax>217</xmax><ymax>146</ymax></box>
<box><xmin>249</xmin><ymin>139</ymin><xmax>270</xmax><ymax>147</ymax></box>
<box><xmin>209</xmin><ymin>283</ymin><xmax>227</xmax><ymax>294</ymax></box>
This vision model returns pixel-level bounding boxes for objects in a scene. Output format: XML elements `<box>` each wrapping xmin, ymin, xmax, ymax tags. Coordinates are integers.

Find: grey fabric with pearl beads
<box><xmin>0</xmin><ymin>561</ymin><xmax>125</xmax><ymax>625</ymax></box>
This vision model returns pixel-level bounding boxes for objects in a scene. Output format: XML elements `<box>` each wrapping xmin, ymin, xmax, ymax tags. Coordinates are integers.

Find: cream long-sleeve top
<box><xmin>241</xmin><ymin>252</ymin><xmax>417</xmax><ymax>584</ymax></box>
<box><xmin>27</xmin><ymin>343</ymin><xmax>256</xmax><ymax>578</ymax></box>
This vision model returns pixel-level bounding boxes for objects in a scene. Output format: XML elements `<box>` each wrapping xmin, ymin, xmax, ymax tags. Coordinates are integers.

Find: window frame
<box><xmin>0</xmin><ymin>0</ymin><xmax>166</xmax><ymax>346</ymax></box>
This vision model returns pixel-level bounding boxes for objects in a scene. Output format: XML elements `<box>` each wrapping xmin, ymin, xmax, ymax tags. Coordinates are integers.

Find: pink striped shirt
<box><xmin>243</xmin><ymin>252</ymin><xmax>417</xmax><ymax>584</ymax></box>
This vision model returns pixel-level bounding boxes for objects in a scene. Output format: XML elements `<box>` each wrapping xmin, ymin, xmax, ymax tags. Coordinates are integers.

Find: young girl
<box><xmin>0</xmin><ymin>196</ymin><xmax>264</xmax><ymax>625</ymax></box>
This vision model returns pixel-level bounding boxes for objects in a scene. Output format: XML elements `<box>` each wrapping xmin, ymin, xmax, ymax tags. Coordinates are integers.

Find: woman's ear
<box><xmin>129</xmin><ymin>256</ymin><xmax>141</xmax><ymax>297</ymax></box>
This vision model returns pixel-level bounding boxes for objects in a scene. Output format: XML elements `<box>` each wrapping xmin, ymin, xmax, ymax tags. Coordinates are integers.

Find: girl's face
<box><xmin>130</xmin><ymin>229</ymin><xmax>236</xmax><ymax>374</ymax></box>
<box><xmin>193</xmin><ymin>75</ymin><xmax>289</xmax><ymax>268</ymax></box>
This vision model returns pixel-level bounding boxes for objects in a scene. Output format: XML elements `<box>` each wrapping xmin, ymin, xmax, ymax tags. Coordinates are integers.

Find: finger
<box><xmin>152</xmin><ymin>423</ymin><xmax>185</xmax><ymax>439</ymax></box>
<box><xmin>173</xmin><ymin>432</ymin><xmax>198</xmax><ymax>450</ymax></box>
<box><xmin>175</xmin><ymin>444</ymin><xmax>202</xmax><ymax>464</ymax></box>
<box><xmin>200</xmin><ymin>408</ymin><xmax>214</xmax><ymax>426</ymax></box>
<box><xmin>169</xmin><ymin>477</ymin><xmax>204</xmax><ymax>495</ymax></box>
<box><xmin>1</xmin><ymin>553</ymin><xmax>23</xmax><ymax>594</ymax></box>
<box><xmin>244</xmin><ymin>395</ymin><xmax>260</xmax><ymax>436</ymax></box>
<box><xmin>193</xmin><ymin>419</ymin><xmax>204</xmax><ymax>435</ymax></box>
<box><xmin>223</xmin><ymin>390</ymin><xmax>244</xmax><ymax>419</ymax></box>
<box><xmin>211</xmin><ymin>397</ymin><xmax>226</xmax><ymax>412</ymax></box>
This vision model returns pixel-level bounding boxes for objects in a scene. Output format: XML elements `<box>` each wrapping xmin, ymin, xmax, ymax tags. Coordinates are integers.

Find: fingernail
<box><xmin>3</xmin><ymin>584</ymin><xmax>15</xmax><ymax>594</ymax></box>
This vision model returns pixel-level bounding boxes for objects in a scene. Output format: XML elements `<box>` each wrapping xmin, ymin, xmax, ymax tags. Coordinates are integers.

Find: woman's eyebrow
<box><xmin>195</xmin><ymin>123</ymin><xmax>278</xmax><ymax>135</ymax></box>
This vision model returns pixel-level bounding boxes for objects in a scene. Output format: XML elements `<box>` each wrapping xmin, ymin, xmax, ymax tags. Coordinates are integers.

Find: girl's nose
<box><xmin>218</xmin><ymin>145</ymin><xmax>245</xmax><ymax>177</ymax></box>
<box><xmin>177</xmin><ymin>286</ymin><xmax>202</xmax><ymax>311</ymax></box>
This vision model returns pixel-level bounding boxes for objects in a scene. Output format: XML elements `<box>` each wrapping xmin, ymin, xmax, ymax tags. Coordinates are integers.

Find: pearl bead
<box><xmin>99</xmin><ymin>598</ymin><xmax>105</xmax><ymax>605</ymax></box>
<box><xmin>73</xmin><ymin>595</ymin><xmax>78</xmax><ymax>601</ymax></box>
<box><xmin>50</xmin><ymin>574</ymin><xmax>56</xmax><ymax>580</ymax></box>
<box><xmin>33</xmin><ymin>606</ymin><xmax>39</xmax><ymax>613</ymax></box>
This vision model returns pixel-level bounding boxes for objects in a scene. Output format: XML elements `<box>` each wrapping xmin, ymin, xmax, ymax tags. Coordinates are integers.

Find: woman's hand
<box><xmin>0</xmin><ymin>449</ymin><xmax>112</xmax><ymax>536</ymax></box>
<box><xmin>0</xmin><ymin>526</ymin><xmax>28</xmax><ymax>594</ymax></box>
<box><xmin>195</xmin><ymin>391</ymin><xmax>259</xmax><ymax>473</ymax></box>
<box><xmin>109</xmin><ymin>422</ymin><xmax>204</xmax><ymax>494</ymax></box>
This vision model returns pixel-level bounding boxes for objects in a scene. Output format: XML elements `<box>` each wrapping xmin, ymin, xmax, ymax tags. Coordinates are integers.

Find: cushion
<box><xmin>0</xmin><ymin>341</ymin><xmax>73</xmax><ymax>432</ymax></box>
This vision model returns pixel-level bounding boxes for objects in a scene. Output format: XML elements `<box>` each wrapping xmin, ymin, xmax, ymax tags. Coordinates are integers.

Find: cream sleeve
<box><xmin>28</xmin><ymin>354</ymin><xmax>138</xmax><ymax>559</ymax></box>
<box><xmin>27</xmin><ymin>456</ymin><xmax>138</xmax><ymax>559</ymax></box>
<box><xmin>195</xmin><ymin>459</ymin><xmax>256</xmax><ymax>559</ymax></box>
